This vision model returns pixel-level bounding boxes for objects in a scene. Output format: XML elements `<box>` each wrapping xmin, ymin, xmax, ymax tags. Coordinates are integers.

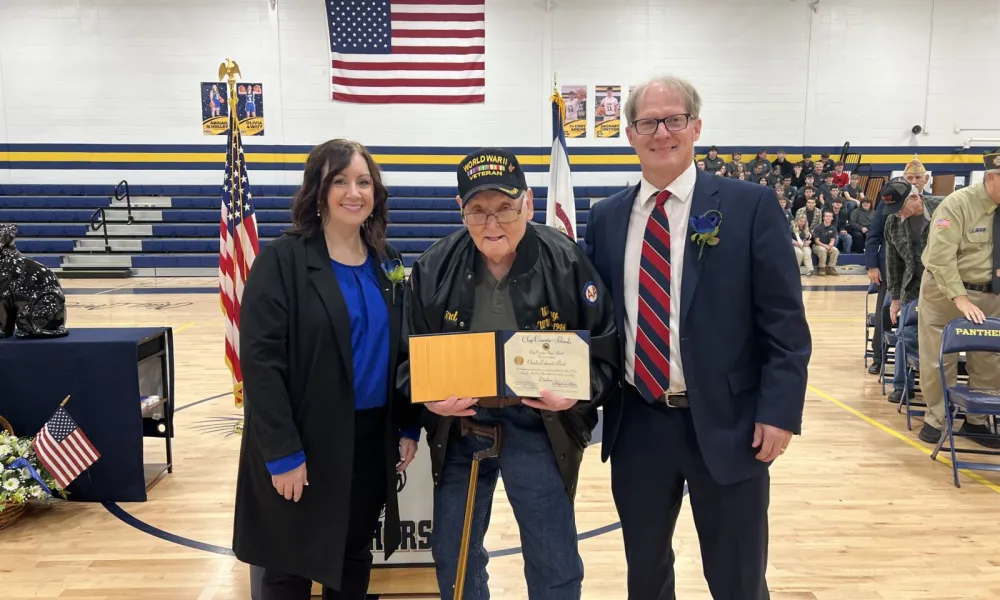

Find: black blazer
<box><xmin>231</xmin><ymin>233</ymin><xmax>416</xmax><ymax>589</ymax></box>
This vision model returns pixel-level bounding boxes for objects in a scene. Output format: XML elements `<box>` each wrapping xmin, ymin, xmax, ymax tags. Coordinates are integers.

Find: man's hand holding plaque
<box><xmin>521</xmin><ymin>389</ymin><xmax>578</xmax><ymax>412</ymax></box>
<box><xmin>425</xmin><ymin>396</ymin><xmax>479</xmax><ymax>417</ymax></box>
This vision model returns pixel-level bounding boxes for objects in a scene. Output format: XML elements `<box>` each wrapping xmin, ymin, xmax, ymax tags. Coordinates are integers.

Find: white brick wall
<box><xmin>0</xmin><ymin>0</ymin><xmax>998</xmax><ymax>185</ymax></box>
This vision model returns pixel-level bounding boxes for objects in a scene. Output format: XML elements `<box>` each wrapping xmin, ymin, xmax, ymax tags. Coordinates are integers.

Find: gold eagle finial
<box><xmin>218</xmin><ymin>58</ymin><xmax>242</xmax><ymax>82</ymax></box>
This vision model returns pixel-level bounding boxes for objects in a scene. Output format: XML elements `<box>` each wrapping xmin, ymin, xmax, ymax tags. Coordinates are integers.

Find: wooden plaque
<box><xmin>408</xmin><ymin>332</ymin><xmax>499</xmax><ymax>403</ymax></box>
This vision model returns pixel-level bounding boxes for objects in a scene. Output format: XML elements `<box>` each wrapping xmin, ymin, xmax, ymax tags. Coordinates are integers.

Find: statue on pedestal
<box><xmin>0</xmin><ymin>224</ymin><xmax>69</xmax><ymax>338</ymax></box>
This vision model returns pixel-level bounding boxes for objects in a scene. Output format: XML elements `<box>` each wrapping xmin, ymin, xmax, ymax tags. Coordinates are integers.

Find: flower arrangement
<box><xmin>382</xmin><ymin>258</ymin><xmax>407</xmax><ymax>305</ymax></box>
<box><xmin>0</xmin><ymin>428</ymin><xmax>64</xmax><ymax>516</ymax></box>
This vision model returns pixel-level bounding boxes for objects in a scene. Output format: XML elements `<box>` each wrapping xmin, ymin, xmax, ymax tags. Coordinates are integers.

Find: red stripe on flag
<box><xmin>333</xmin><ymin>60</ymin><xmax>485</xmax><ymax>71</ymax></box>
<box><xmin>333</xmin><ymin>76</ymin><xmax>484</xmax><ymax>87</ymax></box>
<box><xmin>332</xmin><ymin>92</ymin><xmax>485</xmax><ymax>103</ymax></box>
<box><xmin>392</xmin><ymin>12</ymin><xmax>484</xmax><ymax>21</ymax></box>
<box><xmin>392</xmin><ymin>29</ymin><xmax>485</xmax><ymax>38</ymax></box>
<box><xmin>390</xmin><ymin>45</ymin><xmax>485</xmax><ymax>55</ymax></box>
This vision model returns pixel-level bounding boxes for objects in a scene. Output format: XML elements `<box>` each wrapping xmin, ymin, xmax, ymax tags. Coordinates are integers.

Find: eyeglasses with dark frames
<box><xmin>631</xmin><ymin>113</ymin><xmax>692</xmax><ymax>135</ymax></box>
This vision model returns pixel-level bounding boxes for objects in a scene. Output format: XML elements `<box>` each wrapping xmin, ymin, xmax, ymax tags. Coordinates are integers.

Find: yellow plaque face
<box><xmin>408</xmin><ymin>332</ymin><xmax>498</xmax><ymax>403</ymax></box>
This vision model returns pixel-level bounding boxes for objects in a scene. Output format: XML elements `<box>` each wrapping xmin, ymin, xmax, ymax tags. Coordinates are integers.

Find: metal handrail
<box><xmin>89</xmin><ymin>207</ymin><xmax>112</xmax><ymax>252</ymax></box>
<box><xmin>114</xmin><ymin>179</ymin><xmax>134</xmax><ymax>224</ymax></box>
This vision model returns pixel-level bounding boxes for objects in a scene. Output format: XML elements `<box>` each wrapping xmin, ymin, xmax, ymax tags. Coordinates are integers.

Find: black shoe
<box><xmin>918</xmin><ymin>423</ymin><xmax>942</xmax><ymax>444</ymax></box>
<box><xmin>888</xmin><ymin>389</ymin><xmax>914</xmax><ymax>403</ymax></box>
<box><xmin>959</xmin><ymin>422</ymin><xmax>1000</xmax><ymax>449</ymax></box>
<box><xmin>868</xmin><ymin>363</ymin><xmax>881</xmax><ymax>375</ymax></box>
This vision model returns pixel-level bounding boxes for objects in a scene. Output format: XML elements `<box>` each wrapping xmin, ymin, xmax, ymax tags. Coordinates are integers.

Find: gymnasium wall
<box><xmin>0</xmin><ymin>0</ymin><xmax>998</xmax><ymax>187</ymax></box>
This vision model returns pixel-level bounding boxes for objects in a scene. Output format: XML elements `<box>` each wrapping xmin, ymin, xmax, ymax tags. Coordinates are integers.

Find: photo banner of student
<box><xmin>200</xmin><ymin>82</ymin><xmax>265</xmax><ymax>136</ymax></box>
<box><xmin>595</xmin><ymin>85</ymin><xmax>621</xmax><ymax>138</ymax></box>
<box><xmin>560</xmin><ymin>85</ymin><xmax>587</xmax><ymax>138</ymax></box>
<box><xmin>371</xmin><ymin>430</ymin><xmax>435</xmax><ymax>567</ymax></box>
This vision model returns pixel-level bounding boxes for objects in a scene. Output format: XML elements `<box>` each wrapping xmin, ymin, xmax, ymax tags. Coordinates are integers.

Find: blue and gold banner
<box><xmin>595</xmin><ymin>85</ymin><xmax>621</xmax><ymax>138</ymax></box>
<box><xmin>561</xmin><ymin>85</ymin><xmax>587</xmax><ymax>139</ymax></box>
<box><xmin>201</xmin><ymin>82</ymin><xmax>265</xmax><ymax>137</ymax></box>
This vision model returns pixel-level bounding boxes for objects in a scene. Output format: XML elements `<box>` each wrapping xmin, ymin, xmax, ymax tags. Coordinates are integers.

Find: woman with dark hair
<box><xmin>232</xmin><ymin>139</ymin><xmax>421</xmax><ymax>600</ymax></box>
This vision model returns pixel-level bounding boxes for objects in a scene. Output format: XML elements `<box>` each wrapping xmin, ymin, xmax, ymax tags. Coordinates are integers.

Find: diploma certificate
<box><xmin>502</xmin><ymin>331</ymin><xmax>591</xmax><ymax>401</ymax></box>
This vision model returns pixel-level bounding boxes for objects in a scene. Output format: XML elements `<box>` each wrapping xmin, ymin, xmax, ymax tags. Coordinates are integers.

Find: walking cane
<box><xmin>452</xmin><ymin>419</ymin><xmax>502</xmax><ymax>600</ymax></box>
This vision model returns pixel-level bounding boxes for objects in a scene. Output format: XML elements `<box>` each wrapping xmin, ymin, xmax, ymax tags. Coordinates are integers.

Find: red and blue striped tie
<box><xmin>635</xmin><ymin>190</ymin><xmax>673</xmax><ymax>403</ymax></box>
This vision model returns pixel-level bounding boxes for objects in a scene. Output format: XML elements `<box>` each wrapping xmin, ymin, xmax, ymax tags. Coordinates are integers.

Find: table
<box><xmin>0</xmin><ymin>327</ymin><xmax>174</xmax><ymax>502</ymax></box>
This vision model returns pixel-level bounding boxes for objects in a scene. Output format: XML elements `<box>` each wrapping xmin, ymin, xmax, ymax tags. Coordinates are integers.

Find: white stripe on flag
<box><xmin>390</xmin><ymin>4</ymin><xmax>484</xmax><ymax>13</ymax></box>
<box><xmin>390</xmin><ymin>20</ymin><xmax>484</xmax><ymax>30</ymax></box>
<box><xmin>333</xmin><ymin>53</ymin><xmax>484</xmax><ymax>64</ymax></box>
<box><xmin>331</xmin><ymin>84</ymin><xmax>484</xmax><ymax>95</ymax></box>
<box><xmin>390</xmin><ymin>37</ymin><xmax>484</xmax><ymax>47</ymax></box>
<box><xmin>333</xmin><ymin>68</ymin><xmax>485</xmax><ymax>79</ymax></box>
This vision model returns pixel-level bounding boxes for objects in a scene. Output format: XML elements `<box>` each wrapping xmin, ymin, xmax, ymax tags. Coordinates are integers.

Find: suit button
<box><xmin>466</xmin><ymin>273</ymin><xmax>472</xmax><ymax>281</ymax></box>
<box><xmin>559</xmin><ymin>454</ymin><xmax>566</xmax><ymax>460</ymax></box>
<box><xmin>511</xmin><ymin>279</ymin><xmax>517</xmax><ymax>286</ymax></box>
<box><xmin>459</xmin><ymin>321</ymin><xmax>465</xmax><ymax>327</ymax></box>
<box><xmin>436</xmin><ymin>444</ymin><xmax>442</xmax><ymax>449</ymax></box>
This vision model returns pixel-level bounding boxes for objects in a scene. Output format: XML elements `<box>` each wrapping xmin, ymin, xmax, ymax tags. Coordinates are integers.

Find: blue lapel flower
<box><xmin>381</xmin><ymin>258</ymin><xmax>406</xmax><ymax>305</ymax></box>
<box><xmin>689</xmin><ymin>210</ymin><xmax>722</xmax><ymax>259</ymax></box>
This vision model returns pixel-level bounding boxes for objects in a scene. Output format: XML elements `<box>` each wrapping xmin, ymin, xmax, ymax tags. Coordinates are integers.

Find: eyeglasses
<box><xmin>462</xmin><ymin>203</ymin><xmax>523</xmax><ymax>227</ymax></box>
<box><xmin>631</xmin><ymin>114</ymin><xmax>692</xmax><ymax>135</ymax></box>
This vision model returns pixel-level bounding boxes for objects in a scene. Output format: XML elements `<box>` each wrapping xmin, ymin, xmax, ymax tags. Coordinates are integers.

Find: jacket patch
<box><xmin>583</xmin><ymin>281</ymin><xmax>599</xmax><ymax>305</ymax></box>
<box><xmin>444</xmin><ymin>310</ymin><xmax>459</xmax><ymax>323</ymax></box>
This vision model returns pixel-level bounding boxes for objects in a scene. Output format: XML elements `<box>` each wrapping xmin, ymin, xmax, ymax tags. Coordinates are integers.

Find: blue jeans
<box><xmin>893</xmin><ymin>323</ymin><xmax>918</xmax><ymax>392</ymax></box>
<box><xmin>837</xmin><ymin>232</ymin><xmax>853</xmax><ymax>254</ymax></box>
<box><xmin>431</xmin><ymin>406</ymin><xmax>583</xmax><ymax>600</ymax></box>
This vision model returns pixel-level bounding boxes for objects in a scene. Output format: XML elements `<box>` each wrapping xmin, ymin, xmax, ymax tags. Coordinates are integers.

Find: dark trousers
<box><xmin>872</xmin><ymin>278</ymin><xmax>888</xmax><ymax>362</ymax></box>
<box><xmin>261</xmin><ymin>407</ymin><xmax>388</xmax><ymax>600</ymax></box>
<box><xmin>611</xmin><ymin>385</ymin><xmax>770</xmax><ymax>600</ymax></box>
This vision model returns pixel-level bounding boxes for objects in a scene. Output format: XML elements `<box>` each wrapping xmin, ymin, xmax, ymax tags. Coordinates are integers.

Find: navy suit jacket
<box><xmin>585</xmin><ymin>170</ymin><xmax>811</xmax><ymax>486</ymax></box>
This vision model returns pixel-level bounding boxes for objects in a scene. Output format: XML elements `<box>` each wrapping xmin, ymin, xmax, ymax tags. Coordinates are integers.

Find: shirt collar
<box><xmin>638</xmin><ymin>161</ymin><xmax>697</xmax><ymax>206</ymax></box>
<box><xmin>976</xmin><ymin>181</ymin><xmax>998</xmax><ymax>214</ymax></box>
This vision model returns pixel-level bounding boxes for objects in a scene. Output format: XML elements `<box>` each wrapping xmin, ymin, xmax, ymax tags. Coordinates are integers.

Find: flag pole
<box><xmin>60</xmin><ymin>395</ymin><xmax>70</xmax><ymax>407</ymax></box>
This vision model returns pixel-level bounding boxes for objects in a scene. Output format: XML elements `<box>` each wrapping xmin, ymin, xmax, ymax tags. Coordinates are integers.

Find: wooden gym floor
<box><xmin>2</xmin><ymin>275</ymin><xmax>1000</xmax><ymax>600</ymax></box>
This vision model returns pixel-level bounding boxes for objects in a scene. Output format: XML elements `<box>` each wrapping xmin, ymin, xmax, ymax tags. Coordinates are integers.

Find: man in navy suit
<box><xmin>584</xmin><ymin>75</ymin><xmax>811</xmax><ymax>599</ymax></box>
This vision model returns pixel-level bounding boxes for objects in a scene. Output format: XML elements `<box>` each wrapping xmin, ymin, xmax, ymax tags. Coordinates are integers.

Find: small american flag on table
<box><xmin>32</xmin><ymin>407</ymin><xmax>100</xmax><ymax>489</ymax></box>
<box><xmin>327</xmin><ymin>0</ymin><xmax>486</xmax><ymax>103</ymax></box>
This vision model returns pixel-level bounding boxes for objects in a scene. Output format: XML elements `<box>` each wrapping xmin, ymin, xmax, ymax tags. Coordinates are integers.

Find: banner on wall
<box><xmin>560</xmin><ymin>85</ymin><xmax>587</xmax><ymax>138</ymax></box>
<box><xmin>201</xmin><ymin>82</ymin><xmax>265</xmax><ymax>136</ymax></box>
<box><xmin>372</xmin><ymin>430</ymin><xmax>435</xmax><ymax>567</ymax></box>
<box><xmin>595</xmin><ymin>85</ymin><xmax>621</xmax><ymax>138</ymax></box>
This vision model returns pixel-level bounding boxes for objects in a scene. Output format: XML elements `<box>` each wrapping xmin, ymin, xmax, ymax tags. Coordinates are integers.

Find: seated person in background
<box><xmin>818</xmin><ymin>172</ymin><xmax>835</xmax><ymax>203</ymax></box>
<box><xmin>781</xmin><ymin>174</ymin><xmax>796</xmax><ymax>196</ymax></box>
<box><xmin>811</xmin><ymin>210</ymin><xmax>840</xmax><ymax>276</ymax></box>
<box><xmin>812</xmin><ymin>162</ymin><xmax>826</xmax><ymax>182</ymax></box>
<box><xmin>831</xmin><ymin>161</ymin><xmax>850</xmax><ymax>188</ymax></box>
<box><xmin>794</xmin><ymin>194</ymin><xmax>823</xmax><ymax>231</ymax></box>
<box><xmin>799</xmin><ymin>153</ymin><xmax>815</xmax><ymax>174</ymax></box>
<box><xmin>819</xmin><ymin>152</ymin><xmax>835</xmax><ymax>172</ymax></box>
<box><xmin>750</xmin><ymin>162</ymin><xmax>767</xmax><ymax>183</ymax></box>
<box><xmin>756</xmin><ymin>175</ymin><xmax>770</xmax><ymax>186</ymax></box>
<box><xmin>703</xmin><ymin>145</ymin><xmax>725</xmax><ymax>171</ymax></box>
<box><xmin>848</xmin><ymin>197</ymin><xmax>874</xmax><ymax>253</ymax></box>
<box><xmin>792</xmin><ymin>184</ymin><xmax>821</xmax><ymax>216</ymax></box>
<box><xmin>882</xmin><ymin>180</ymin><xmax>941</xmax><ymax>403</ymax></box>
<box><xmin>778</xmin><ymin>196</ymin><xmax>793</xmax><ymax>225</ymax></box>
<box><xmin>791</xmin><ymin>214</ymin><xmax>814</xmax><ymax>276</ymax></box>
<box><xmin>696</xmin><ymin>159</ymin><xmax>707</xmax><ymax>170</ymax></box>
<box><xmin>828</xmin><ymin>197</ymin><xmax>853</xmax><ymax>253</ymax></box>
<box><xmin>767</xmin><ymin>168</ymin><xmax>784</xmax><ymax>187</ymax></box>
<box><xmin>791</xmin><ymin>163</ymin><xmax>806</xmax><ymax>188</ymax></box>
<box><xmin>842</xmin><ymin>173</ymin><xmax>865</xmax><ymax>207</ymax></box>
<box><xmin>725</xmin><ymin>151</ymin><xmax>744</xmax><ymax>176</ymax></box>
<box><xmin>772</xmin><ymin>148</ymin><xmax>793</xmax><ymax>176</ymax></box>
<box><xmin>748</xmin><ymin>148</ymin><xmax>772</xmax><ymax>174</ymax></box>
<box><xmin>736</xmin><ymin>172</ymin><xmax>747</xmax><ymax>181</ymax></box>
<box><xmin>715</xmin><ymin>166</ymin><xmax>727</xmax><ymax>177</ymax></box>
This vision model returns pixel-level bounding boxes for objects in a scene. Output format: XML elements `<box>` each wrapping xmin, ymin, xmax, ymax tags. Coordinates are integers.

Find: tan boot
<box><xmin>826</xmin><ymin>266</ymin><xmax>839</xmax><ymax>276</ymax></box>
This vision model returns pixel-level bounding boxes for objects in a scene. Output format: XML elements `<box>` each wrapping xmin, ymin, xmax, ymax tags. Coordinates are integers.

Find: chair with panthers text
<box><xmin>930</xmin><ymin>317</ymin><xmax>1000</xmax><ymax>488</ymax></box>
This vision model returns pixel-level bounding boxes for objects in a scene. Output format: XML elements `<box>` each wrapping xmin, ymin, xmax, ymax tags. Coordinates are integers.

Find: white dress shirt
<box><xmin>623</xmin><ymin>161</ymin><xmax>697</xmax><ymax>395</ymax></box>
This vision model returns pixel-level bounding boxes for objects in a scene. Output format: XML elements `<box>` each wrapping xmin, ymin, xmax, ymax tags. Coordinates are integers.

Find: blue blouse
<box><xmin>265</xmin><ymin>255</ymin><xmax>419</xmax><ymax>476</ymax></box>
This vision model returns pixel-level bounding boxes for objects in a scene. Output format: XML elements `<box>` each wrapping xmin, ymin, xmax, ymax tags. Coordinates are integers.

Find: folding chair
<box><xmin>879</xmin><ymin>292</ymin><xmax>897</xmax><ymax>395</ymax></box>
<box><xmin>930</xmin><ymin>317</ymin><xmax>1000</xmax><ymax>488</ymax></box>
<box><xmin>864</xmin><ymin>282</ymin><xmax>879</xmax><ymax>367</ymax></box>
<box><xmin>896</xmin><ymin>301</ymin><xmax>926</xmax><ymax>430</ymax></box>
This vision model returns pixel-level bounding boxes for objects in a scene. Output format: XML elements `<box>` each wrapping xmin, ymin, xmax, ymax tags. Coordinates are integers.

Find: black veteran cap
<box><xmin>879</xmin><ymin>179</ymin><xmax>914</xmax><ymax>206</ymax></box>
<box><xmin>457</xmin><ymin>147</ymin><xmax>527</xmax><ymax>206</ymax></box>
<box><xmin>984</xmin><ymin>152</ymin><xmax>1000</xmax><ymax>170</ymax></box>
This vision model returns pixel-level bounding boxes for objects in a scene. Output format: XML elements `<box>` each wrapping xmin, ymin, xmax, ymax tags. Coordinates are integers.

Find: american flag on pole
<box><xmin>546</xmin><ymin>87</ymin><xmax>578</xmax><ymax>240</ymax></box>
<box><xmin>219</xmin><ymin>92</ymin><xmax>259</xmax><ymax>408</ymax></box>
<box><xmin>327</xmin><ymin>0</ymin><xmax>486</xmax><ymax>103</ymax></box>
<box><xmin>32</xmin><ymin>407</ymin><xmax>100</xmax><ymax>489</ymax></box>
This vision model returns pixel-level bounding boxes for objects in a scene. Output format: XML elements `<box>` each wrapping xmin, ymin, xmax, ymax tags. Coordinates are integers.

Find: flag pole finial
<box><xmin>60</xmin><ymin>395</ymin><xmax>70</xmax><ymax>407</ymax></box>
<box><xmin>219</xmin><ymin>58</ymin><xmax>242</xmax><ymax>115</ymax></box>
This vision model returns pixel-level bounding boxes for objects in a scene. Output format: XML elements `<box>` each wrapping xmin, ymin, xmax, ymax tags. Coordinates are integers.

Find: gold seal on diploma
<box><xmin>408</xmin><ymin>331</ymin><xmax>592</xmax><ymax>403</ymax></box>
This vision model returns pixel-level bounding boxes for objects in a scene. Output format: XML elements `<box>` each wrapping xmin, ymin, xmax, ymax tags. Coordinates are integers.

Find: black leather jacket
<box><xmin>400</xmin><ymin>222</ymin><xmax>618</xmax><ymax>499</ymax></box>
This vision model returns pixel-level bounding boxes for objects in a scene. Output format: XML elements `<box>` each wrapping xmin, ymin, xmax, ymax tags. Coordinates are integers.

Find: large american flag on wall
<box><xmin>327</xmin><ymin>0</ymin><xmax>486</xmax><ymax>103</ymax></box>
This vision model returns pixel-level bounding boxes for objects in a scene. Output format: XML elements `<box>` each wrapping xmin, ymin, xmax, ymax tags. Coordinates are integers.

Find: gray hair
<box><xmin>624</xmin><ymin>75</ymin><xmax>702</xmax><ymax>123</ymax></box>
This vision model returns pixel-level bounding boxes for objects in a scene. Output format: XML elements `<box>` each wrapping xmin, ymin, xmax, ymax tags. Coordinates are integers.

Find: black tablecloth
<box><xmin>0</xmin><ymin>327</ymin><xmax>173</xmax><ymax>502</ymax></box>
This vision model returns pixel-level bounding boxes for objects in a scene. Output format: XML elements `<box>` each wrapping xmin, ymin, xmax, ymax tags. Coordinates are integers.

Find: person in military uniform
<box><xmin>915</xmin><ymin>152</ymin><xmax>1000</xmax><ymax>447</ymax></box>
<box><xmin>882</xmin><ymin>180</ymin><xmax>942</xmax><ymax>403</ymax></box>
<box><xmin>403</xmin><ymin>147</ymin><xmax>619</xmax><ymax>600</ymax></box>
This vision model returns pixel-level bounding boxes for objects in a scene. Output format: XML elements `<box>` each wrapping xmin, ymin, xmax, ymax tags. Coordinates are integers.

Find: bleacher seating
<box><xmin>0</xmin><ymin>184</ymin><xmax>617</xmax><ymax>274</ymax></box>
